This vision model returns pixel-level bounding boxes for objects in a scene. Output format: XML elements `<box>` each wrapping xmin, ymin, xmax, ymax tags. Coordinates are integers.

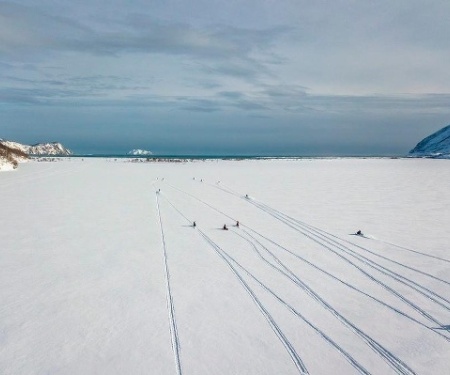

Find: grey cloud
<box><xmin>2</xmin><ymin>75</ymin><xmax>450</xmax><ymax>118</ymax></box>
<box><xmin>0</xmin><ymin>2</ymin><xmax>287</xmax><ymax>62</ymax></box>
<box><xmin>217</xmin><ymin>91</ymin><xmax>244</xmax><ymax>99</ymax></box>
<box><xmin>199</xmin><ymin>60</ymin><xmax>272</xmax><ymax>81</ymax></box>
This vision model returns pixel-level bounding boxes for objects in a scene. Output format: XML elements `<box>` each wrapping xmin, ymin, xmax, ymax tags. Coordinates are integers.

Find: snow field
<box><xmin>0</xmin><ymin>158</ymin><xmax>449</xmax><ymax>374</ymax></box>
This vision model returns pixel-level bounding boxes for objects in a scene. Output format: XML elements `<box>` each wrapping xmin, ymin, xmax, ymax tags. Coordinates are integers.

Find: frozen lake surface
<box><xmin>1</xmin><ymin>158</ymin><xmax>449</xmax><ymax>374</ymax></box>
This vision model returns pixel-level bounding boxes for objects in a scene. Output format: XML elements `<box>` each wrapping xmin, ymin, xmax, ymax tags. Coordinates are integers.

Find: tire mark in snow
<box><xmin>217</xmin><ymin>181</ymin><xmax>450</xmax><ymax>265</ymax></box>
<box><xmin>214</xmin><ymin>233</ymin><xmax>372</xmax><ymax>374</ymax></box>
<box><xmin>160</xmin><ymin>192</ymin><xmax>420</xmax><ymax>374</ymax></box>
<box><xmin>242</xmin><ymin>228</ymin><xmax>450</xmax><ymax>344</ymax></box>
<box><xmin>247</xmin><ymin>200</ymin><xmax>446</xmax><ymax>326</ymax></box>
<box><xmin>231</xmin><ymin>230</ymin><xmax>417</xmax><ymax>375</ymax></box>
<box><xmin>159</xmin><ymin>193</ymin><xmax>309</xmax><ymax>375</ymax></box>
<box><xmin>222</xmin><ymin>251</ymin><xmax>372</xmax><ymax>375</ymax></box>
<box><xmin>197</xmin><ymin>230</ymin><xmax>310</xmax><ymax>375</ymax></box>
<box><xmin>167</xmin><ymin>181</ymin><xmax>447</xmax><ymax>324</ymax></box>
<box><xmin>187</xmin><ymin>180</ymin><xmax>450</xmax><ymax>317</ymax></box>
<box><xmin>373</xmin><ymin>240</ymin><xmax>450</xmax><ymax>264</ymax></box>
<box><xmin>250</xmin><ymin>200</ymin><xmax>450</xmax><ymax>311</ymax></box>
<box><xmin>166</xmin><ymin>182</ymin><xmax>236</xmax><ymax>221</ymax></box>
<box><xmin>166</xmin><ymin>186</ymin><xmax>432</xmax><ymax>325</ymax></box>
<box><xmin>171</xmin><ymin>185</ymin><xmax>448</xmax><ymax>340</ymax></box>
<box><xmin>155</xmin><ymin>194</ymin><xmax>183</xmax><ymax>375</ymax></box>
<box><xmin>240</xmin><ymin>229</ymin><xmax>450</xmax><ymax>343</ymax></box>
<box><xmin>209</xmin><ymin>181</ymin><xmax>450</xmax><ymax>298</ymax></box>
<box><xmin>259</xmin><ymin>202</ymin><xmax>450</xmax><ymax>287</ymax></box>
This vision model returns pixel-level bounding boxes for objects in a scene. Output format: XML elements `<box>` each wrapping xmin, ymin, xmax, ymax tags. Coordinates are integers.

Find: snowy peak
<box><xmin>0</xmin><ymin>139</ymin><xmax>72</xmax><ymax>156</ymax></box>
<box><xmin>127</xmin><ymin>149</ymin><xmax>153</xmax><ymax>156</ymax></box>
<box><xmin>409</xmin><ymin>125</ymin><xmax>450</xmax><ymax>159</ymax></box>
<box><xmin>28</xmin><ymin>142</ymin><xmax>72</xmax><ymax>156</ymax></box>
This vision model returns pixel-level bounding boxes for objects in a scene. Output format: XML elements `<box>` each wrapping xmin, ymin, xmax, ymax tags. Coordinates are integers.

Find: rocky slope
<box><xmin>0</xmin><ymin>140</ymin><xmax>72</xmax><ymax>156</ymax></box>
<box><xmin>0</xmin><ymin>143</ymin><xmax>29</xmax><ymax>171</ymax></box>
<box><xmin>409</xmin><ymin>125</ymin><xmax>450</xmax><ymax>158</ymax></box>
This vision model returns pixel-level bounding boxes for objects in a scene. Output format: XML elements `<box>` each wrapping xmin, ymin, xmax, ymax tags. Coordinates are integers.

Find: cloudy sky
<box><xmin>1</xmin><ymin>0</ymin><xmax>450</xmax><ymax>155</ymax></box>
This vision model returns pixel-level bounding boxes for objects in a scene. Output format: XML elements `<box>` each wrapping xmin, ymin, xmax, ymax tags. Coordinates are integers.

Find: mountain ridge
<box><xmin>409</xmin><ymin>125</ymin><xmax>450</xmax><ymax>159</ymax></box>
<box><xmin>0</xmin><ymin>139</ymin><xmax>72</xmax><ymax>156</ymax></box>
<box><xmin>0</xmin><ymin>139</ymin><xmax>72</xmax><ymax>171</ymax></box>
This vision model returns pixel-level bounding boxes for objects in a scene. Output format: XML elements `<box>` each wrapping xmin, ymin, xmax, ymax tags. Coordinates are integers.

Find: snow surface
<box><xmin>0</xmin><ymin>158</ymin><xmax>449</xmax><ymax>375</ymax></box>
<box><xmin>0</xmin><ymin>159</ymin><xmax>15</xmax><ymax>171</ymax></box>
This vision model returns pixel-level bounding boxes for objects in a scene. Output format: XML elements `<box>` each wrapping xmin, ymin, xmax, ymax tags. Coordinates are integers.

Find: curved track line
<box><xmin>160</xmin><ymin>192</ymin><xmax>418</xmax><ymax>374</ymax></box>
<box><xmin>220</xmin><ymin>234</ymin><xmax>372</xmax><ymax>374</ymax></box>
<box><xmin>258</xmin><ymin>201</ymin><xmax>450</xmax><ymax>286</ymax></box>
<box><xmin>247</xmin><ymin>200</ymin><xmax>445</xmax><ymax>326</ymax></box>
<box><xmin>230</xmin><ymin>230</ymin><xmax>417</xmax><ymax>375</ymax></box>
<box><xmin>168</xmin><ymin>181</ymin><xmax>448</xmax><ymax>324</ymax></box>
<box><xmin>250</xmin><ymin>200</ymin><xmax>450</xmax><ymax>311</ymax></box>
<box><xmin>218</xmin><ymin>181</ymin><xmax>450</xmax><ymax>265</ymax></box>
<box><xmin>240</xmin><ymin>229</ymin><xmax>450</xmax><ymax>343</ymax></box>
<box><xmin>164</xmin><ymin>183</ymin><xmax>450</xmax><ymax>342</ymax></box>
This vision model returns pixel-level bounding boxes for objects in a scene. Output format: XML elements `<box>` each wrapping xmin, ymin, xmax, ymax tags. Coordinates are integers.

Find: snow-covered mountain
<box><xmin>409</xmin><ymin>124</ymin><xmax>450</xmax><ymax>159</ymax></box>
<box><xmin>0</xmin><ymin>140</ymin><xmax>72</xmax><ymax>156</ymax></box>
<box><xmin>0</xmin><ymin>143</ymin><xmax>29</xmax><ymax>171</ymax></box>
<box><xmin>127</xmin><ymin>149</ymin><xmax>153</xmax><ymax>156</ymax></box>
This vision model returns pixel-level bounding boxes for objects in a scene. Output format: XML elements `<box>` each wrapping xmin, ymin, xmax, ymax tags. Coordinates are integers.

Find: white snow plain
<box><xmin>0</xmin><ymin>158</ymin><xmax>449</xmax><ymax>375</ymax></box>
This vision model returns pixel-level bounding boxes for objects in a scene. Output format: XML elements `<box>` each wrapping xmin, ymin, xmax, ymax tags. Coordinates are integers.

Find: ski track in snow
<box><xmin>155</xmin><ymin>193</ymin><xmax>183</xmax><ymax>375</ymax></box>
<box><xmin>162</xmin><ymin>184</ymin><xmax>422</xmax><ymax>374</ymax></box>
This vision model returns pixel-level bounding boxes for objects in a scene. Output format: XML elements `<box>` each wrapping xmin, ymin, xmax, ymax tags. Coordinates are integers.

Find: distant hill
<box><xmin>127</xmin><ymin>149</ymin><xmax>153</xmax><ymax>156</ymax></box>
<box><xmin>0</xmin><ymin>143</ymin><xmax>29</xmax><ymax>171</ymax></box>
<box><xmin>0</xmin><ymin>140</ymin><xmax>72</xmax><ymax>156</ymax></box>
<box><xmin>409</xmin><ymin>125</ymin><xmax>450</xmax><ymax>159</ymax></box>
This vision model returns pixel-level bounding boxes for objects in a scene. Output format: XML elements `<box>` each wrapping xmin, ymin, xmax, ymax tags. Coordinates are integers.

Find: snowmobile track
<box><xmin>240</xmin><ymin>228</ymin><xmax>450</xmax><ymax>343</ymax></box>
<box><xmin>160</xmin><ymin>189</ymin><xmax>419</xmax><ymax>374</ymax></box>
<box><xmin>198</xmin><ymin>229</ymin><xmax>310</xmax><ymax>375</ymax></box>
<box><xmin>251</xmin><ymin>200</ymin><xmax>450</xmax><ymax>311</ymax></box>
<box><xmin>231</xmin><ymin>230</ymin><xmax>417</xmax><ymax>375</ymax></box>
<box><xmin>155</xmin><ymin>194</ymin><xmax>183</xmax><ymax>375</ymax></box>
<box><xmin>246</xmin><ymin>199</ymin><xmax>445</xmax><ymax>326</ymax></box>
